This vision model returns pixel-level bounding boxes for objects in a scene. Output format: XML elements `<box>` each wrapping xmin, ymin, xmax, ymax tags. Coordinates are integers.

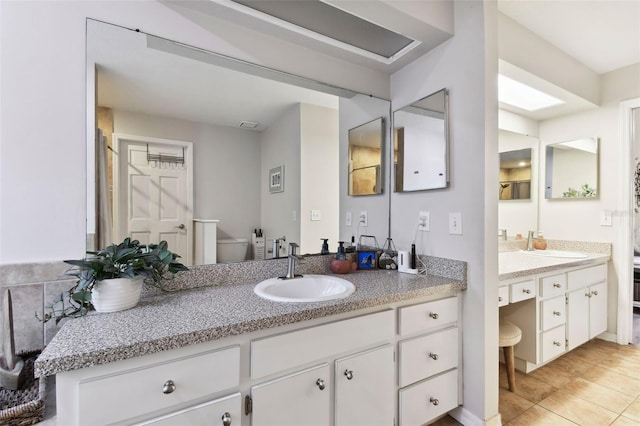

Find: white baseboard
<box><xmin>598</xmin><ymin>332</ymin><xmax>618</xmax><ymax>344</ymax></box>
<box><xmin>449</xmin><ymin>406</ymin><xmax>501</xmax><ymax>425</ymax></box>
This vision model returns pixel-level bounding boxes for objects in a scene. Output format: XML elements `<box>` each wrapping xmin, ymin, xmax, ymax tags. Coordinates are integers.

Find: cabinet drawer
<box><xmin>541</xmin><ymin>326</ymin><xmax>565</xmax><ymax>363</ymax></box>
<box><xmin>136</xmin><ymin>392</ymin><xmax>241</xmax><ymax>426</ymax></box>
<box><xmin>251</xmin><ymin>310</ymin><xmax>393</xmax><ymax>379</ymax></box>
<box><xmin>540</xmin><ymin>296</ymin><xmax>566</xmax><ymax>331</ymax></box>
<box><xmin>510</xmin><ymin>279</ymin><xmax>536</xmax><ymax>303</ymax></box>
<box><xmin>568</xmin><ymin>264</ymin><xmax>607</xmax><ymax>291</ymax></box>
<box><xmin>540</xmin><ymin>274</ymin><xmax>566</xmax><ymax>298</ymax></box>
<box><xmin>498</xmin><ymin>286</ymin><xmax>509</xmax><ymax>307</ymax></box>
<box><xmin>399</xmin><ymin>369</ymin><xmax>458</xmax><ymax>426</ymax></box>
<box><xmin>398</xmin><ymin>297</ymin><xmax>458</xmax><ymax>336</ymax></box>
<box><xmin>79</xmin><ymin>345</ymin><xmax>240</xmax><ymax>425</ymax></box>
<box><xmin>399</xmin><ymin>327</ymin><xmax>458</xmax><ymax>387</ymax></box>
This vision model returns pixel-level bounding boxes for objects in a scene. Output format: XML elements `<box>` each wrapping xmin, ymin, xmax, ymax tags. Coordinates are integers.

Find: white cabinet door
<box><xmin>137</xmin><ymin>393</ymin><xmax>241</xmax><ymax>426</ymax></box>
<box><xmin>335</xmin><ymin>345</ymin><xmax>394</xmax><ymax>426</ymax></box>
<box><xmin>589</xmin><ymin>282</ymin><xmax>608</xmax><ymax>339</ymax></box>
<box><xmin>251</xmin><ymin>364</ymin><xmax>330</xmax><ymax>426</ymax></box>
<box><xmin>567</xmin><ymin>288</ymin><xmax>589</xmax><ymax>350</ymax></box>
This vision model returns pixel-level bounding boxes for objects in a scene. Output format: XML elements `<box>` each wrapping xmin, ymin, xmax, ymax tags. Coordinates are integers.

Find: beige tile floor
<box><xmin>432</xmin><ymin>338</ymin><xmax>640</xmax><ymax>426</ymax></box>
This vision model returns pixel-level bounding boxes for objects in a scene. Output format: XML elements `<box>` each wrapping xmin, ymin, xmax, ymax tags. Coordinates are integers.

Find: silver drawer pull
<box><xmin>428</xmin><ymin>312</ymin><xmax>439</xmax><ymax>320</ymax></box>
<box><xmin>316</xmin><ymin>378</ymin><xmax>326</xmax><ymax>390</ymax></box>
<box><xmin>553</xmin><ymin>311</ymin><xmax>561</xmax><ymax>316</ymax></box>
<box><xmin>586</xmin><ymin>292</ymin><xmax>592</xmax><ymax>297</ymax></box>
<box><xmin>344</xmin><ymin>370</ymin><xmax>354</xmax><ymax>380</ymax></box>
<box><xmin>553</xmin><ymin>341</ymin><xmax>561</xmax><ymax>347</ymax></box>
<box><xmin>221</xmin><ymin>412</ymin><xmax>232</xmax><ymax>426</ymax></box>
<box><xmin>429</xmin><ymin>352</ymin><xmax>439</xmax><ymax>360</ymax></box>
<box><xmin>592</xmin><ymin>290</ymin><xmax>598</xmax><ymax>296</ymax></box>
<box><xmin>429</xmin><ymin>397</ymin><xmax>439</xmax><ymax>406</ymax></box>
<box><xmin>553</xmin><ymin>283</ymin><xmax>561</xmax><ymax>288</ymax></box>
<box><xmin>162</xmin><ymin>380</ymin><xmax>176</xmax><ymax>394</ymax></box>
<box><xmin>522</xmin><ymin>289</ymin><xmax>531</xmax><ymax>294</ymax></box>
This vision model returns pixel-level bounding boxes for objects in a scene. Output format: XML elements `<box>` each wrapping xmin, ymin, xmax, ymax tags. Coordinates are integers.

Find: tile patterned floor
<box><xmin>432</xmin><ymin>338</ymin><xmax>640</xmax><ymax>425</ymax></box>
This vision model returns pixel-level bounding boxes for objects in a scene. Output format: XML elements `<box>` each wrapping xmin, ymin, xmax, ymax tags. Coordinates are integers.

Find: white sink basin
<box><xmin>254</xmin><ymin>274</ymin><xmax>355</xmax><ymax>303</ymax></box>
<box><xmin>520</xmin><ymin>249</ymin><xmax>588</xmax><ymax>259</ymax></box>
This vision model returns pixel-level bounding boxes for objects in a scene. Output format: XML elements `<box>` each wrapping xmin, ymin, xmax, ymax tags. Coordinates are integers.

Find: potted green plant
<box><xmin>41</xmin><ymin>238</ymin><xmax>187</xmax><ymax>323</ymax></box>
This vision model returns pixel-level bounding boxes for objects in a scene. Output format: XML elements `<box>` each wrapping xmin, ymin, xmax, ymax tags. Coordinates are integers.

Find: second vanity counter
<box><xmin>35</xmin><ymin>268</ymin><xmax>466</xmax><ymax>378</ymax></box>
<box><xmin>499</xmin><ymin>250</ymin><xmax>610</xmax><ymax>280</ymax></box>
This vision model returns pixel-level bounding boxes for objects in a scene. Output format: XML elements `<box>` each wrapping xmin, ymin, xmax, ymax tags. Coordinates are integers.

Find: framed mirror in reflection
<box><xmin>499</xmin><ymin>148</ymin><xmax>531</xmax><ymax>200</ymax></box>
<box><xmin>348</xmin><ymin>118</ymin><xmax>384</xmax><ymax>196</ymax></box>
<box><xmin>545</xmin><ymin>138</ymin><xmax>599</xmax><ymax>199</ymax></box>
<box><xmin>393</xmin><ymin>89</ymin><xmax>449</xmax><ymax>192</ymax></box>
<box><xmin>86</xmin><ymin>19</ymin><xmax>391</xmax><ymax>265</ymax></box>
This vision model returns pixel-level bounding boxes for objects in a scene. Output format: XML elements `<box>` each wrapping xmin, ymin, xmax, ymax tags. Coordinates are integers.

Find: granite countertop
<box><xmin>35</xmin><ymin>269</ymin><xmax>465</xmax><ymax>378</ymax></box>
<box><xmin>499</xmin><ymin>251</ymin><xmax>610</xmax><ymax>280</ymax></box>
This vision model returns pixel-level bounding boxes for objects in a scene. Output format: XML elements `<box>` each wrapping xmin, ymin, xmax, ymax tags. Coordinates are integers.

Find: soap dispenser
<box><xmin>331</xmin><ymin>241</ymin><xmax>352</xmax><ymax>274</ymax></box>
<box><xmin>321</xmin><ymin>239</ymin><xmax>329</xmax><ymax>255</ymax></box>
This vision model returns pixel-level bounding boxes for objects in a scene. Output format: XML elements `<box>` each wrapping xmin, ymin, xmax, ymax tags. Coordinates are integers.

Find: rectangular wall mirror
<box><xmin>393</xmin><ymin>88</ymin><xmax>449</xmax><ymax>192</ymax></box>
<box><xmin>499</xmin><ymin>148</ymin><xmax>532</xmax><ymax>200</ymax></box>
<box><xmin>86</xmin><ymin>19</ymin><xmax>391</xmax><ymax>265</ymax></box>
<box><xmin>545</xmin><ymin>137</ymin><xmax>599</xmax><ymax>199</ymax></box>
<box><xmin>348</xmin><ymin>118</ymin><xmax>384</xmax><ymax>195</ymax></box>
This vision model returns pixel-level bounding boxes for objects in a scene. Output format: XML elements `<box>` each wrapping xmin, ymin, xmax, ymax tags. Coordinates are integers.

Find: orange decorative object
<box><xmin>331</xmin><ymin>259</ymin><xmax>353</xmax><ymax>274</ymax></box>
<box><xmin>533</xmin><ymin>236</ymin><xmax>547</xmax><ymax>250</ymax></box>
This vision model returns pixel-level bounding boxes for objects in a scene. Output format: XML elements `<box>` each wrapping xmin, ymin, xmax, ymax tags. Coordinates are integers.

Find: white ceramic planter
<box><xmin>91</xmin><ymin>277</ymin><xmax>144</xmax><ymax>313</ymax></box>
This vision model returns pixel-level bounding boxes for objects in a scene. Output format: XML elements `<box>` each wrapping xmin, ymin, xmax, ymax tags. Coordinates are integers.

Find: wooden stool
<box><xmin>499</xmin><ymin>321</ymin><xmax>522</xmax><ymax>392</ymax></box>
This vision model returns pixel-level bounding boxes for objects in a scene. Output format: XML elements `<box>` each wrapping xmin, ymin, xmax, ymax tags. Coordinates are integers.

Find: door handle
<box><xmin>176</xmin><ymin>224</ymin><xmax>186</xmax><ymax>230</ymax></box>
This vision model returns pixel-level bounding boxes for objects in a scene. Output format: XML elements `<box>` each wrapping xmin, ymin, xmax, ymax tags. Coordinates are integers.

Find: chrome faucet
<box><xmin>271</xmin><ymin>236</ymin><xmax>286</xmax><ymax>259</ymax></box>
<box><xmin>526</xmin><ymin>231</ymin><xmax>535</xmax><ymax>251</ymax></box>
<box><xmin>279</xmin><ymin>242</ymin><xmax>304</xmax><ymax>280</ymax></box>
<box><xmin>499</xmin><ymin>229</ymin><xmax>507</xmax><ymax>241</ymax></box>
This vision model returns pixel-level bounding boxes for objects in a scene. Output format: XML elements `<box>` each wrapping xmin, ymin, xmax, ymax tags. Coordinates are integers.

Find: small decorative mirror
<box><xmin>348</xmin><ymin>117</ymin><xmax>384</xmax><ymax>196</ymax></box>
<box><xmin>393</xmin><ymin>88</ymin><xmax>449</xmax><ymax>192</ymax></box>
<box><xmin>499</xmin><ymin>148</ymin><xmax>532</xmax><ymax>200</ymax></box>
<box><xmin>545</xmin><ymin>138</ymin><xmax>598</xmax><ymax>199</ymax></box>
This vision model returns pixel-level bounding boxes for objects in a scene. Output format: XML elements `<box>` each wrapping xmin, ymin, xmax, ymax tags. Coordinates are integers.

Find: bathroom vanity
<box><xmin>35</xmin><ymin>268</ymin><xmax>465</xmax><ymax>426</ymax></box>
<box><xmin>498</xmin><ymin>246</ymin><xmax>610</xmax><ymax>373</ymax></box>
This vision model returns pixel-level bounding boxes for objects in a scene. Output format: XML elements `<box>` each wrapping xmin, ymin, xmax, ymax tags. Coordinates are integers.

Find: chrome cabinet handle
<box><xmin>316</xmin><ymin>378</ymin><xmax>326</xmax><ymax>390</ymax></box>
<box><xmin>498</xmin><ymin>296</ymin><xmax>503</xmax><ymax>302</ymax></box>
<box><xmin>586</xmin><ymin>292</ymin><xmax>592</xmax><ymax>297</ymax></box>
<box><xmin>344</xmin><ymin>370</ymin><xmax>354</xmax><ymax>380</ymax></box>
<box><xmin>429</xmin><ymin>352</ymin><xmax>439</xmax><ymax>360</ymax></box>
<box><xmin>553</xmin><ymin>311</ymin><xmax>561</xmax><ymax>316</ymax></box>
<box><xmin>429</xmin><ymin>397</ymin><xmax>439</xmax><ymax>406</ymax></box>
<box><xmin>429</xmin><ymin>312</ymin><xmax>439</xmax><ymax>319</ymax></box>
<box><xmin>522</xmin><ymin>289</ymin><xmax>531</xmax><ymax>294</ymax></box>
<box><xmin>592</xmin><ymin>290</ymin><xmax>598</xmax><ymax>296</ymax></box>
<box><xmin>553</xmin><ymin>283</ymin><xmax>561</xmax><ymax>288</ymax></box>
<box><xmin>553</xmin><ymin>341</ymin><xmax>561</xmax><ymax>346</ymax></box>
<box><xmin>162</xmin><ymin>380</ymin><xmax>176</xmax><ymax>394</ymax></box>
<box><xmin>221</xmin><ymin>412</ymin><xmax>232</xmax><ymax>426</ymax></box>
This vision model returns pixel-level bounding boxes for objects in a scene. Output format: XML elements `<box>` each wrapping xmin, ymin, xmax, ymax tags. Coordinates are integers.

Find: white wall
<box><xmin>113</xmin><ymin>110</ymin><xmax>262</xmax><ymax>240</ymax></box>
<box><xmin>390</xmin><ymin>1</ymin><xmax>498</xmax><ymax>423</ymax></box>
<box><xmin>261</xmin><ymin>105</ymin><xmax>301</xmax><ymax>251</ymax></box>
<box><xmin>0</xmin><ymin>0</ymin><xmax>389</xmax><ymax>264</ymax></box>
<box><xmin>300</xmin><ymin>104</ymin><xmax>339</xmax><ymax>255</ymax></box>
<box><xmin>538</xmin><ymin>63</ymin><xmax>640</xmax><ymax>338</ymax></box>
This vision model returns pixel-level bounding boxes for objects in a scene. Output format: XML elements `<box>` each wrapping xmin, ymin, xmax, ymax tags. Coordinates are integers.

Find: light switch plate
<box><xmin>346</xmin><ymin>211</ymin><xmax>352</xmax><ymax>226</ymax></box>
<box><xmin>311</xmin><ymin>209</ymin><xmax>321</xmax><ymax>221</ymax></box>
<box><xmin>600</xmin><ymin>210</ymin><xmax>612</xmax><ymax>226</ymax></box>
<box><xmin>449</xmin><ymin>212</ymin><xmax>462</xmax><ymax>235</ymax></box>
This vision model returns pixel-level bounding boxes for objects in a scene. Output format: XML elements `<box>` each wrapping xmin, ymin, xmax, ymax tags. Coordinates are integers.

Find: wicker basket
<box><xmin>0</xmin><ymin>351</ymin><xmax>46</xmax><ymax>426</ymax></box>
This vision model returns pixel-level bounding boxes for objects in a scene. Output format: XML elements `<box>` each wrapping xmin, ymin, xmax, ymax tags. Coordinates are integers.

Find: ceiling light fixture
<box><xmin>498</xmin><ymin>75</ymin><xmax>565</xmax><ymax>111</ymax></box>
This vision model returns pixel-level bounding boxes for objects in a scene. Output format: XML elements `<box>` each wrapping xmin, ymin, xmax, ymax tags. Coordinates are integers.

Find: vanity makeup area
<box><xmin>498</xmin><ymin>129</ymin><xmax>611</xmax><ymax>373</ymax></box>
<box><xmin>34</xmin><ymin>19</ymin><xmax>464</xmax><ymax>426</ymax></box>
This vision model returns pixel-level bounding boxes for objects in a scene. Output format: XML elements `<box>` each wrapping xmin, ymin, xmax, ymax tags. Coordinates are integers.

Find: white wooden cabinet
<box><xmin>251</xmin><ymin>364</ymin><xmax>331</xmax><ymax>426</ymax></box>
<box><xmin>500</xmin><ymin>261</ymin><xmax>608</xmax><ymax>372</ymax></box>
<box><xmin>55</xmin><ymin>293</ymin><xmax>462</xmax><ymax>425</ymax></box>
<box><xmin>334</xmin><ymin>345</ymin><xmax>394</xmax><ymax>426</ymax></box>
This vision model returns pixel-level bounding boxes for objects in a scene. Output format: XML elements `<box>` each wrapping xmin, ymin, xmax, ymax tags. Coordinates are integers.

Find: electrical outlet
<box><xmin>418</xmin><ymin>211</ymin><xmax>430</xmax><ymax>231</ymax></box>
<box><xmin>359</xmin><ymin>211</ymin><xmax>368</xmax><ymax>227</ymax></box>
<box><xmin>449</xmin><ymin>212</ymin><xmax>462</xmax><ymax>235</ymax></box>
<box><xmin>346</xmin><ymin>211</ymin><xmax>352</xmax><ymax>226</ymax></box>
<box><xmin>600</xmin><ymin>210</ymin><xmax>612</xmax><ymax>226</ymax></box>
<box><xmin>311</xmin><ymin>209</ymin><xmax>321</xmax><ymax>221</ymax></box>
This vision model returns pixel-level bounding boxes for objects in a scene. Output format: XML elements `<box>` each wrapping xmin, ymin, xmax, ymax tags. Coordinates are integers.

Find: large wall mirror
<box><xmin>86</xmin><ymin>19</ymin><xmax>391</xmax><ymax>265</ymax></box>
<box><xmin>498</xmin><ymin>130</ymin><xmax>539</xmax><ymax>236</ymax></box>
<box><xmin>348</xmin><ymin>118</ymin><xmax>384</xmax><ymax>196</ymax></box>
<box><xmin>545</xmin><ymin>138</ymin><xmax>599</xmax><ymax>199</ymax></box>
<box><xmin>393</xmin><ymin>89</ymin><xmax>449</xmax><ymax>192</ymax></box>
